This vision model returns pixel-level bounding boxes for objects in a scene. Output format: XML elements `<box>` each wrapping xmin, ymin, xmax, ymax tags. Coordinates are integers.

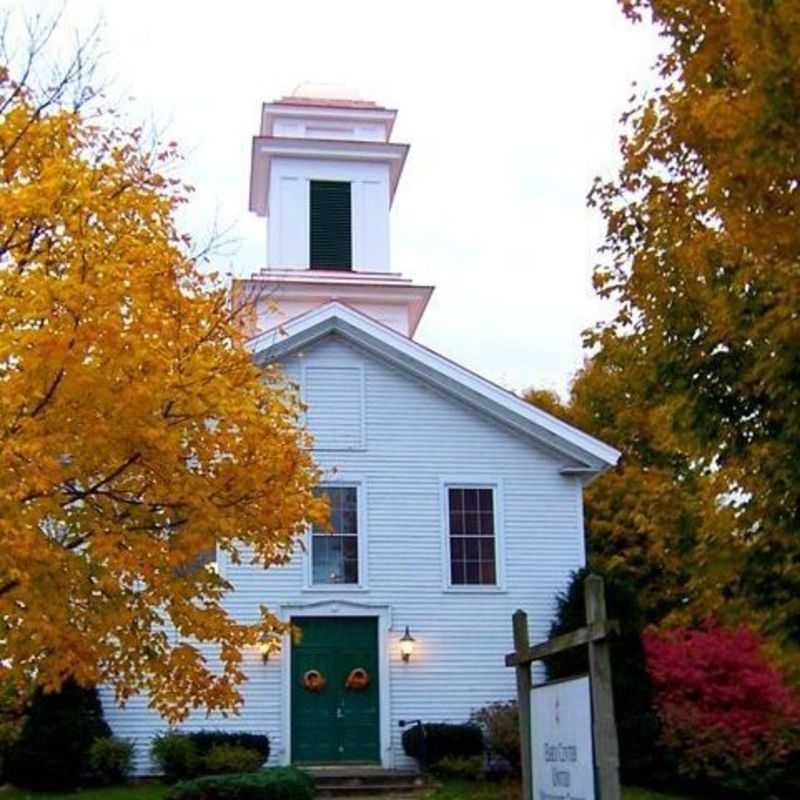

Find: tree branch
<box><xmin>60</xmin><ymin>452</ymin><xmax>142</xmax><ymax>507</ymax></box>
<box><xmin>29</xmin><ymin>366</ymin><xmax>64</xmax><ymax>417</ymax></box>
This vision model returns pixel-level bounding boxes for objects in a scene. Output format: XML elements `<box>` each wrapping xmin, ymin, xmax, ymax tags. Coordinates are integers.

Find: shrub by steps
<box><xmin>165</xmin><ymin>766</ymin><xmax>315</xmax><ymax>800</ymax></box>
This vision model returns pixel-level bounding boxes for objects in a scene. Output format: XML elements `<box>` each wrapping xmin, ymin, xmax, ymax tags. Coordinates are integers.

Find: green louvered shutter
<box><xmin>310</xmin><ymin>180</ymin><xmax>352</xmax><ymax>270</ymax></box>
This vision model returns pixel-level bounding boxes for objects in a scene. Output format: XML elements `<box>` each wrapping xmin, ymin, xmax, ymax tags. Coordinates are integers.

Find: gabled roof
<box><xmin>248</xmin><ymin>302</ymin><xmax>621</xmax><ymax>474</ymax></box>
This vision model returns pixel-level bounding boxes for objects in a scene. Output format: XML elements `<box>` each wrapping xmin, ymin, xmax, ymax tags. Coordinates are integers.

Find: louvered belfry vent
<box><xmin>310</xmin><ymin>180</ymin><xmax>352</xmax><ymax>270</ymax></box>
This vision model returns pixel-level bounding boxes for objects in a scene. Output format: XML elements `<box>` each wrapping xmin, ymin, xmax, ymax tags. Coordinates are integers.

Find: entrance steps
<box><xmin>303</xmin><ymin>766</ymin><xmax>425</xmax><ymax>798</ymax></box>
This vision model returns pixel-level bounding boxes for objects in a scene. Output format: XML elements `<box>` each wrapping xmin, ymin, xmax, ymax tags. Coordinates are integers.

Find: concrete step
<box><xmin>301</xmin><ymin>767</ymin><xmax>424</xmax><ymax>797</ymax></box>
<box><xmin>317</xmin><ymin>785</ymin><xmax>420</xmax><ymax>798</ymax></box>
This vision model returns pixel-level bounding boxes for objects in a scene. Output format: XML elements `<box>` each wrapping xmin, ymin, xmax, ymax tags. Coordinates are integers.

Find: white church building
<box><xmin>105</xmin><ymin>86</ymin><xmax>619</xmax><ymax>774</ymax></box>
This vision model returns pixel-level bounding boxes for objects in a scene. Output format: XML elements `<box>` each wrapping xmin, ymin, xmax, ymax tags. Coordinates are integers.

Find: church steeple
<box><xmin>240</xmin><ymin>85</ymin><xmax>433</xmax><ymax>337</ymax></box>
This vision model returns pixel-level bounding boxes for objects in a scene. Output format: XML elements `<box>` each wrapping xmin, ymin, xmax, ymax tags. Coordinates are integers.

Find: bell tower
<box><xmin>240</xmin><ymin>84</ymin><xmax>433</xmax><ymax>337</ymax></box>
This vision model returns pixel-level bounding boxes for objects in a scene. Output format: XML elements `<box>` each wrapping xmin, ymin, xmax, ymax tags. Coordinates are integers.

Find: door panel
<box><xmin>291</xmin><ymin>647</ymin><xmax>337</xmax><ymax>763</ymax></box>
<box><xmin>291</xmin><ymin>617</ymin><xmax>379</xmax><ymax>764</ymax></box>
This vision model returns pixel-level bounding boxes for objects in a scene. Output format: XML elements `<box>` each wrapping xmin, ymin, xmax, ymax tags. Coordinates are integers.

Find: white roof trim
<box><xmin>261</xmin><ymin>103</ymin><xmax>398</xmax><ymax>138</ymax></box>
<box><xmin>248</xmin><ymin>302</ymin><xmax>621</xmax><ymax>471</ymax></box>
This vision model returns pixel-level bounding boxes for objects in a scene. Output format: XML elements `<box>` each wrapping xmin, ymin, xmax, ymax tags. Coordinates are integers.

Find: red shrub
<box><xmin>644</xmin><ymin>624</ymin><xmax>800</xmax><ymax>793</ymax></box>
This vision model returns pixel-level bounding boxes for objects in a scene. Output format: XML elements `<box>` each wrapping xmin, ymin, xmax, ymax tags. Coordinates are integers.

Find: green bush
<box><xmin>152</xmin><ymin>730</ymin><xmax>271</xmax><ymax>781</ymax></box>
<box><xmin>89</xmin><ymin>736</ymin><xmax>134</xmax><ymax>784</ymax></box>
<box><xmin>165</xmin><ymin>766</ymin><xmax>315</xmax><ymax>800</ymax></box>
<box><xmin>430</xmin><ymin>755</ymin><xmax>484</xmax><ymax>780</ymax></box>
<box><xmin>471</xmin><ymin>701</ymin><xmax>520</xmax><ymax>772</ymax></box>
<box><xmin>545</xmin><ymin>567</ymin><xmax>662</xmax><ymax>786</ymax></box>
<box><xmin>0</xmin><ymin>682</ymin><xmax>27</xmax><ymax>784</ymax></box>
<box><xmin>187</xmin><ymin>730</ymin><xmax>270</xmax><ymax>763</ymax></box>
<box><xmin>151</xmin><ymin>731</ymin><xmax>201</xmax><ymax>782</ymax></box>
<box><xmin>203</xmin><ymin>744</ymin><xmax>265</xmax><ymax>775</ymax></box>
<box><xmin>402</xmin><ymin>722</ymin><xmax>484</xmax><ymax>768</ymax></box>
<box><xmin>5</xmin><ymin>680</ymin><xmax>112</xmax><ymax>790</ymax></box>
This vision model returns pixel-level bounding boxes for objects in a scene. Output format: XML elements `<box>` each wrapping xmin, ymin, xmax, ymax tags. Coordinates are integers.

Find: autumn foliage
<box><xmin>526</xmin><ymin>0</ymin><xmax>800</xmax><ymax>651</ymax></box>
<box><xmin>523</xmin><ymin>3</ymin><xmax>800</xmax><ymax>788</ymax></box>
<box><xmin>644</xmin><ymin>624</ymin><xmax>800</xmax><ymax>794</ymax></box>
<box><xmin>587</xmin><ymin>0</ymin><xmax>800</xmax><ymax>642</ymax></box>
<box><xmin>0</xmin><ymin>35</ymin><xmax>325</xmax><ymax>719</ymax></box>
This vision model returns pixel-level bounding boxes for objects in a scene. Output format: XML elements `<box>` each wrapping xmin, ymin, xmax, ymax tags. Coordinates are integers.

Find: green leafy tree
<box><xmin>545</xmin><ymin>568</ymin><xmax>662</xmax><ymax>786</ymax></box>
<box><xmin>5</xmin><ymin>680</ymin><xmax>111</xmax><ymax>791</ymax></box>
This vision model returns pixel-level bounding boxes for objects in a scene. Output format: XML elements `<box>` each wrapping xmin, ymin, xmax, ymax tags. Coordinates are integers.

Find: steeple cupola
<box><xmin>241</xmin><ymin>85</ymin><xmax>433</xmax><ymax>337</ymax></box>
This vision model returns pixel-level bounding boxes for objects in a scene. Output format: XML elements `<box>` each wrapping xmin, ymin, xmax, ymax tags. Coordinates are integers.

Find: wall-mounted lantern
<box><xmin>399</xmin><ymin>626</ymin><xmax>416</xmax><ymax>663</ymax></box>
<box><xmin>259</xmin><ymin>633</ymin><xmax>280</xmax><ymax>664</ymax></box>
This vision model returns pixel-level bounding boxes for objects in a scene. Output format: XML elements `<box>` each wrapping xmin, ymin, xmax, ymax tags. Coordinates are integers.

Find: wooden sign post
<box><xmin>506</xmin><ymin>574</ymin><xmax>622</xmax><ymax>800</ymax></box>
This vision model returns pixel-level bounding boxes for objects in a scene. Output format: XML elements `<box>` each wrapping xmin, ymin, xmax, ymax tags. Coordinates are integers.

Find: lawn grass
<box><xmin>0</xmin><ymin>780</ymin><xmax>690</xmax><ymax>800</ymax></box>
<box><xmin>623</xmin><ymin>788</ymin><xmax>689</xmax><ymax>800</ymax></box>
<box><xmin>421</xmin><ymin>780</ymin><xmax>688</xmax><ymax>800</ymax></box>
<box><xmin>0</xmin><ymin>785</ymin><xmax>168</xmax><ymax>800</ymax></box>
<box><xmin>421</xmin><ymin>779</ymin><xmax>521</xmax><ymax>800</ymax></box>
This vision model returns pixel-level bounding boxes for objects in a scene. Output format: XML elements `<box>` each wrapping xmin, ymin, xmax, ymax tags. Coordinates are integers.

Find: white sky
<box><xmin>28</xmin><ymin>0</ymin><xmax>661</xmax><ymax>395</ymax></box>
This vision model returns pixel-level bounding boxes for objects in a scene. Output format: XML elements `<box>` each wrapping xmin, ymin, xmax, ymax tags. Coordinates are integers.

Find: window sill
<box><xmin>443</xmin><ymin>585</ymin><xmax>507</xmax><ymax>595</ymax></box>
<box><xmin>301</xmin><ymin>585</ymin><xmax>370</xmax><ymax>594</ymax></box>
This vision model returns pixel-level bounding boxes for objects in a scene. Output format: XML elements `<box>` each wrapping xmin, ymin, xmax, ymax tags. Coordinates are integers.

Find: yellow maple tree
<box><xmin>524</xmin><ymin>349</ymin><xmax>707</xmax><ymax>624</ymax></box>
<box><xmin>589</xmin><ymin>0</ymin><xmax>800</xmax><ymax>646</ymax></box>
<box><xmin>0</xmin><ymin>37</ymin><xmax>325</xmax><ymax>721</ymax></box>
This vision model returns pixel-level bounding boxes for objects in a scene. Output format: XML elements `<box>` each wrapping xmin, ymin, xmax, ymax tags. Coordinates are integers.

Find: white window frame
<box><xmin>304</xmin><ymin>479</ymin><xmax>368</xmax><ymax>592</ymax></box>
<box><xmin>440</xmin><ymin>478</ymin><xmax>506</xmax><ymax>593</ymax></box>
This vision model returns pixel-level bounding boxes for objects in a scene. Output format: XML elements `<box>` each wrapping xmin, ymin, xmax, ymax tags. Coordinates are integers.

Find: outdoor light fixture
<box><xmin>399</xmin><ymin>626</ymin><xmax>416</xmax><ymax>663</ymax></box>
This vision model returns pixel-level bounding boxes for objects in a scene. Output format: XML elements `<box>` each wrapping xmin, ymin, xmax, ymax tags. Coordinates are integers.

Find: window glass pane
<box><xmin>311</xmin><ymin>487</ymin><xmax>359</xmax><ymax>584</ymax></box>
<box><xmin>312</xmin><ymin>535</ymin><xmax>337</xmax><ymax>584</ymax></box>
<box><xmin>464</xmin><ymin>489</ymin><xmax>478</xmax><ymax>512</ymax></box>
<box><xmin>312</xmin><ymin>487</ymin><xmax>358</xmax><ymax>534</ymax></box>
<box><xmin>464</xmin><ymin>512</ymin><xmax>479</xmax><ymax>535</ymax></box>
<box><xmin>342</xmin><ymin>508</ymin><xmax>358</xmax><ymax>534</ymax></box>
<box><xmin>343</xmin><ymin>558</ymin><xmax>359</xmax><ymax>584</ymax></box>
<box><xmin>342</xmin><ymin>536</ymin><xmax>358</xmax><ymax>558</ymax></box>
<box><xmin>447</xmin><ymin>486</ymin><xmax>497</xmax><ymax>586</ymax></box>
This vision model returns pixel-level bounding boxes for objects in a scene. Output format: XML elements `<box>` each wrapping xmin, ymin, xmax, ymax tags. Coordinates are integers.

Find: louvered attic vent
<box><xmin>310</xmin><ymin>180</ymin><xmax>352</xmax><ymax>270</ymax></box>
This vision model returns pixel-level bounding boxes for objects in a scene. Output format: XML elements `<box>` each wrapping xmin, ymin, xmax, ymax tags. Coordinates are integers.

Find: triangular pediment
<box><xmin>249</xmin><ymin>302</ymin><xmax>620</xmax><ymax>474</ymax></box>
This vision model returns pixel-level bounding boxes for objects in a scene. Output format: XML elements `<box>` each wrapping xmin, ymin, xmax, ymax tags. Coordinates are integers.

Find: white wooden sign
<box><xmin>530</xmin><ymin>675</ymin><xmax>596</xmax><ymax>800</ymax></box>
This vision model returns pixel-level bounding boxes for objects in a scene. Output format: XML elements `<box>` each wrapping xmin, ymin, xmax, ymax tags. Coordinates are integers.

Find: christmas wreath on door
<box><xmin>302</xmin><ymin>669</ymin><xmax>327</xmax><ymax>693</ymax></box>
<box><xmin>345</xmin><ymin>667</ymin><xmax>370</xmax><ymax>691</ymax></box>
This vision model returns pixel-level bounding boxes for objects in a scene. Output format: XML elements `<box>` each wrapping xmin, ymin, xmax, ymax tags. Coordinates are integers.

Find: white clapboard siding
<box><xmin>304</xmin><ymin>364</ymin><xmax>364</xmax><ymax>450</ymax></box>
<box><xmin>103</xmin><ymin>332</ymin><xmax>586</xmax><ymax>773</ymax></box>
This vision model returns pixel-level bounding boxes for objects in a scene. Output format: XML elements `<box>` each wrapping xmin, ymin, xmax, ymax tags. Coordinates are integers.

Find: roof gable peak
<box><xmin>249</xmin><ymin>302</ymin><xmax>620</xmax><ymax>473</ymax></box>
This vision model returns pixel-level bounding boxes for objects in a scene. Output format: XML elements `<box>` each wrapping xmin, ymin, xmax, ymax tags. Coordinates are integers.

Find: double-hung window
<box><xmin>447</xmin><ymin>486</ymin><xmax>498</xmax><ymax>587</ymax></box>
<box><xmin>311</xmin><ymin>486</ymin><xmax>360</xmax><ymax>585</ymax></box>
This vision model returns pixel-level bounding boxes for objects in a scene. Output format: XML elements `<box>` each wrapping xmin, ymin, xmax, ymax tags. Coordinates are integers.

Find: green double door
<box><xmin>291</xmin><ymin>617</ymin><xmax>380</xmax><ymax>764</ymax></box>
